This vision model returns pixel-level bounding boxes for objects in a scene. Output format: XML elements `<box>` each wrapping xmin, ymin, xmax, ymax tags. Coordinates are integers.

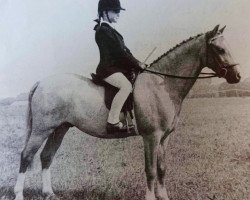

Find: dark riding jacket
<box><xmin>95</xmin><ymin>22</ymin><xmax>142</xmax><ymax>79</ymax></box>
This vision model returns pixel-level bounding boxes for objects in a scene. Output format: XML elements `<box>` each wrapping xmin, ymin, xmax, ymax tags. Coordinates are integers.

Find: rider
<box><xmin>94</xmin><ymin>0</ymin><xmax>146</xmax><ymax>134</ymax></box>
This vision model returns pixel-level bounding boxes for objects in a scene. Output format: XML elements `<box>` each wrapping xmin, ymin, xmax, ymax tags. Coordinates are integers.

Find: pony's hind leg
<box><xmin>40</xmin><ymin>123</ymin><xmax>70</xmax><ymax>196</ymax></box>
<box><xmin>14</xmin><ymin>128</ymin><xmax>54</xmax><ymax>200</ymax></box>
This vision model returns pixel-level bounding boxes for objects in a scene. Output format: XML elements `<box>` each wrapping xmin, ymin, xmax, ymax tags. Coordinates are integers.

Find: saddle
<box><xmin>91</xmin><ymin>73</ymin><xmax>135</xmax><ymax>119</ymax></box>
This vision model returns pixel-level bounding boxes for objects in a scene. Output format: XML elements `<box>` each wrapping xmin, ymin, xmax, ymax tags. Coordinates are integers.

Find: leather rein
<box><xmin>142</xmin><ymin>35</ymin><xmax>238</xmax><ymax>80</ymax></box>
<box><xmin>142</xmin><ymin>69</ymin><xmax>217</xmax><ymax>79</ymax></box>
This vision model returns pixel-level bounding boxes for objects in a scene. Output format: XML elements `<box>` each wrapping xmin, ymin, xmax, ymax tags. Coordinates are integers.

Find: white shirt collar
<box><xmin>101</xmin><ymin>20</ymin><xmax>116</xmax><ymax>29</ymax></box>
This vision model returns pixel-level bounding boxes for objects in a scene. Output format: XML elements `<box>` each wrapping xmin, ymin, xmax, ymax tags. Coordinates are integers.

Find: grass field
<box><xmin>0</xmin><ymin>98</ymin><xmax>249</xmax><ymax>200</ymax></box>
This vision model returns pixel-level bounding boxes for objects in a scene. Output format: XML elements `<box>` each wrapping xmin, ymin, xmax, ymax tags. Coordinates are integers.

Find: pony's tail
<box><xmin>24</xmin><ymin>81</ymin><xmax>39</xmax><ymax>146</ymax></box>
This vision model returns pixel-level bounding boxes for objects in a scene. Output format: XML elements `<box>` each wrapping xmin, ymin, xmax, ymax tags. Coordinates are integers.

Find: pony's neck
<box><xmin>149</xmin><ymin>34</ymin><xmax>207</xmax><ymax>101</ymax></box>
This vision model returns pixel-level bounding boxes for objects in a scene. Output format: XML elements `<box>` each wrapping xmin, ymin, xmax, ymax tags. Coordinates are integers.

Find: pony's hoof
<box><xmin>145</xmin><ymin>190</ymin><xmax>156</xmax><ymax>200</ymax></box>
<box><xmin>155</xmin><ymin>186</ymin><xmax>169</xmax><ymax>200</ymax></box>
<box><xmin>14</xmin><ymin>195</ymin><xmax>23</xmax><ymax>200</ymax></box>
<box><xmin>44</xmin><ymin>193</ymin><xmax>58</xmax><ymax>200</ymax></box>
<box><xmin>156</xmin><ymin>196</ymin><xmax>170</xmax><ymax>200</ymax></box>
<box><xmin>14</xmin><ymin>198</ymin><xmax>23</xmax><ymax>200</ymax></box>
<box><xmin>145</xmin><ymin>195</ymin><xmax>156</xmax><ymax>200</ymax></box>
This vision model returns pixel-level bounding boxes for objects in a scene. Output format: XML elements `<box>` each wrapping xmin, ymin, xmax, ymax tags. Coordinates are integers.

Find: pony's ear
<box><xmin>211</xmin><ymin>24</ymin><xmax>220</xmax><ymax>35</ymax></box>
<box><xmin>207</xmin><ymin>24</ymin><xmax>220</xmax><ymax>39</ymax></box>
<box><xmin>219</xmin><ymin>25</ymin><xmax>226</xmax><ymax>34</ymax></box>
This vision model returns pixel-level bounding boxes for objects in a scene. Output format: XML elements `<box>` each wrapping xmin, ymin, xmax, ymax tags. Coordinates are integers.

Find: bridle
<box><xmin>143</xmin><ymin>34</ymin><xmax>238</xmax><ymax>80</ymax></box>
<box><xmin>207</xmin><ymin>35</ymin><xmax>238</xmax><ymax>78</ymax></box>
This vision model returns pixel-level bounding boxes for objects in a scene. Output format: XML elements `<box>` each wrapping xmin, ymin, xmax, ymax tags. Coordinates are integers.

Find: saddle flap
<box><xmin>90</xmin><ymin>73</ymin><xmax>134</xmax><ymax>114</ymax></box>
<box><xmin>91</xmin><ymin>73</ymin><xmax>106</xmax><ymax>85</ymax></box>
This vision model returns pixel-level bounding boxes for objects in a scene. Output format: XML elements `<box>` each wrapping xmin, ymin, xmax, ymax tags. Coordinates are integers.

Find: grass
<box><xmin>0</xmin><ymin>98</ymin><xmax>249</xmax><ymax>200</ymax></box>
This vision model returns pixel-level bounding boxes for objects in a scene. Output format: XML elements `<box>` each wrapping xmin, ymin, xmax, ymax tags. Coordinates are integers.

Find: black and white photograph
<box><xmin>0</xmin><ymin>0</ymin><xmax>249</xmax><ymax>200</ymax></box>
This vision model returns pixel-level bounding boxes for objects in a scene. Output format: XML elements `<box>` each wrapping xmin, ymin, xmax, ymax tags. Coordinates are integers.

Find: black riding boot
<box><xmin>106</xmin><ymin>122</ymin><xmax>135</xmax><ymax>134</ymax></box>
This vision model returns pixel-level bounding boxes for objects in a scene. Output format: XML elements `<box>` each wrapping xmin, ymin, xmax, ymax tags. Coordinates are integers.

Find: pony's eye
<box><xmin>216</xmin><ymin>47</ymin><xmax>225</xmax><ymax>54</ymax></box>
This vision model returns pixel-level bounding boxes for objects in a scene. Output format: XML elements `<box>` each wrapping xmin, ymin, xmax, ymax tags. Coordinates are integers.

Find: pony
<box><xmin>14</xmin><ymin>25</ymin><xmax>241</xmax><ymax>200</ymax></box>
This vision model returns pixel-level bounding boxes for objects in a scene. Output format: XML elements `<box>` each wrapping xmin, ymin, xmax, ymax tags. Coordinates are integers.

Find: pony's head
<box><xmin>206</xmin><ymin>25</ymin><xmax>241</xmax><ymax>84</ymax></box>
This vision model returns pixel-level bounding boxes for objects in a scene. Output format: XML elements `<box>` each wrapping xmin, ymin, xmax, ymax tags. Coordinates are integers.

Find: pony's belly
<box><xmin>70</xmin><ymin>99</ymin><xmax>138</xmax><ymax>139</ymax></box>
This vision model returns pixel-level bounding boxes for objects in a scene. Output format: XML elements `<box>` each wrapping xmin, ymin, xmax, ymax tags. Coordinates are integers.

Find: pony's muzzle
<box><xmin>226</xmin><ymin>67</ymin><xmax>241</xmax><ymax>84</ymax></box>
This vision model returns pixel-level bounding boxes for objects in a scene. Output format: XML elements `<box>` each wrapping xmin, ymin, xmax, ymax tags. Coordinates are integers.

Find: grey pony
<box><xmin>14</xmin><ymin>25</ymin><xmax>241</xmax><ymax>200</ymax></box>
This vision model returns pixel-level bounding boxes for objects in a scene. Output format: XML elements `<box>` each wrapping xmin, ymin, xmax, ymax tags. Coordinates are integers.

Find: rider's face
<box><xmin>107</xmin><ymin>10</ymin><xmax>120</xmax><ymax>23</ymax></box>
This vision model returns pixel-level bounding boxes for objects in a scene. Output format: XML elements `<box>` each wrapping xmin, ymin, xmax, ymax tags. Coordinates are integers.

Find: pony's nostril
<box><xmin>236</xmin><ymin>73</ymin><xmax>241</xmax><ymax>80</ymax></box>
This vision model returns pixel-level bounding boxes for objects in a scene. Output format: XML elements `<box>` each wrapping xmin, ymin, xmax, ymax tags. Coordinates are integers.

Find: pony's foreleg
<box><xmin>143</xmin><ymin>133</ymin><xmax>161</xmax><ymax>200</ymax></box>
<box><xmin>14</xmin><ymin>173</ymin><xmax>25</xmax><ymax>200</ymax></box>
<box><xmin>14</xmin><ymin>131</ymin><xmax>51</xmax><ymax>200</ymax></box>
<box><xmin>40</xmin><ymin>124</ymin><xmax>69</xmax><ymax>196</ymax></box>
<box><xmin>155</xmin><ymin>136</ymin><xmax>170</xmax><ymax>200</ymax></box>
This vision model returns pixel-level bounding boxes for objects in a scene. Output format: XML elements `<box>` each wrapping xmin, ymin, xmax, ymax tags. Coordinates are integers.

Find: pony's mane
<box><xmin>150</xmin><ymin>33</ymin><xmax>204</xmax><ymax>66</ymax></box>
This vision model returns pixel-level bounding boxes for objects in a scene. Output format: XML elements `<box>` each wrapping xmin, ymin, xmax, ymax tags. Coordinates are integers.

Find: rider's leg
<box><xmin>104</xmin><ymin>72</ymin><xmax>132</xmax><ymax>124</ymax></box>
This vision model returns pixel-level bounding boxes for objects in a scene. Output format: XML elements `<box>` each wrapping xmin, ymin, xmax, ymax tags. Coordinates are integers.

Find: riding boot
<box><xmin>106</xmin><ymin>122</ymin><xmax>135</xmax><ymax>134</ymax></box>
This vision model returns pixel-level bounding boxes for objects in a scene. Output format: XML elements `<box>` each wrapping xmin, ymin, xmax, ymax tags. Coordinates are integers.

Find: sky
<box><xmin>0</xmin><ymin>0</ymin><xmax>250</xmax><ymax>98</ymax></box>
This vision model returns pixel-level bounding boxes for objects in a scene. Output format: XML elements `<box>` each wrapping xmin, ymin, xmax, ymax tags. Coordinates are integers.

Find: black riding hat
<box><xmin>98</xmin><ymin>0</ymin><xmax>125</xmax><ymax>14</ymax></box>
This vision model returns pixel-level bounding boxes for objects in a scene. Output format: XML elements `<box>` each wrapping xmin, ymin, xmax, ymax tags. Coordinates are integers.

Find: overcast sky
<box><xmin>0</xmin><ymin>0</ymin><xmax>250</xmax><ymax>98</ymax></box>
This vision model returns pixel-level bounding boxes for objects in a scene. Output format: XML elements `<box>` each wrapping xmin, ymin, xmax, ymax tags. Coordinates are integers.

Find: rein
<box><xmin>142</xmin><ymin>69</ymin><xmax>218</xmax><ymax>79</ymax></box>
<box><xmin>141</xmin><ymin>34</ymin><xmax>238</xmax><ymax>80</ymax></box>
<box><xmin>140</xmin><ymin>35</ymin><xmax>219</xmax><ymax>80</ymax></box>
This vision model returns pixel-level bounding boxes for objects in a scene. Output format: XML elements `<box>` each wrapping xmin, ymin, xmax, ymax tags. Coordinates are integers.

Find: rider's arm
<box><xmin>98</xmin><ymin>27</ymin><xmax>143</xmax><ymax>70</ymax></box>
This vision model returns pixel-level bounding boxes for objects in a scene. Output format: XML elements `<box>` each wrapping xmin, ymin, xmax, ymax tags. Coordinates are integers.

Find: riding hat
<box><xmin>98</xmin><ymin>0</ymin><xmax>125</xmax><ymax>14</ymax></box>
